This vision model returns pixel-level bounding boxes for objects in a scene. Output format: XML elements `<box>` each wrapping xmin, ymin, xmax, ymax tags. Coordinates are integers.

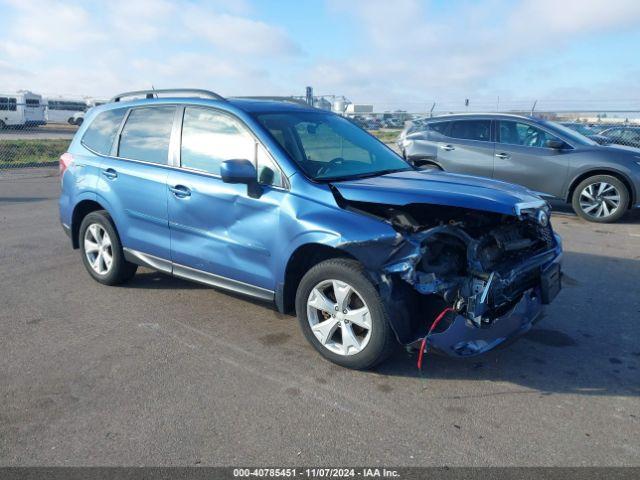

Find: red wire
<box><xmin>417</xmin><ymin>307</ymin><xmax>454</xmax><ymax>371</ymax></box>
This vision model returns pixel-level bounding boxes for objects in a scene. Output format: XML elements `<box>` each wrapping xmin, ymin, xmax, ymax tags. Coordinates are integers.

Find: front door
<box><xmin>493</xmin><ymin>120</ymin><xmax>570</xmax><ymax>197</ymax></box>
<box><xmin>167</xmin><ymin>106</ymin><xmax>287</xmax><ymax>293</ymax></box>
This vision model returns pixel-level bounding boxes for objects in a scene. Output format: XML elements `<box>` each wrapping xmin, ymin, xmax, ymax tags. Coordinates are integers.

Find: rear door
<box><xmin>97</xmin><ymin>105</ymin><xmax>176</xmax><ymax>263</ymax></box>
<box><xmin>166</xmin><ymin>106</ymin><xmax>287</xmax><ymax>293</ymax></box>
<box><xmin>492</xmin><ymin>120</ymin><xmax>570</xmax><ymax>197</ymax></box>
<box><xmin>433</xmin><ymin>119</ymin><xmax>495</xmax><ymax>178</ymax></box>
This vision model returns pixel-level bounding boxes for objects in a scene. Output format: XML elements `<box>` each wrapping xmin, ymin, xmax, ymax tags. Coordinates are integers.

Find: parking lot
<box><xmin>1</xmin><ymin>167</ymin><xmax>639</xmax><ymax>466</ymax></box>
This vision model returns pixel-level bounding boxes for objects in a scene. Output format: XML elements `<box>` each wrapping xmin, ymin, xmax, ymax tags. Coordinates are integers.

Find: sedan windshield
<box><xmin>253</xmin><ymin>111</ymin><xmax>412</xmax><ymax>181</ymax></box>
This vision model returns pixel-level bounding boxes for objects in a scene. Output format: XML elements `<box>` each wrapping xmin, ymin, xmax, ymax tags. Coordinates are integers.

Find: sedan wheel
<box><xmin>579</xmin><ymin>182</ymin><xmax>621</xmax><ymax>219</ymax></box>
<box><xmin>84</xmin><ymin>223</ymin><xmax>113</xmax><ymax>275</ymax></box>
<box><xmin>306</xmin><ymin>279</ymin><xmax>372</xmax><ymax>356</ymax></box>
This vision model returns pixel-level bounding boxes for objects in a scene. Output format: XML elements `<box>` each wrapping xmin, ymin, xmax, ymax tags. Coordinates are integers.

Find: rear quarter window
<box><xmin>81</xmin><ymin>109</ymin><xmax>127</xmax><ymax>155</ymax></box>
<box><xmin>421</xmin><ymin>121</ymin><xmax>450</xmax><ymax>140</ymax></box>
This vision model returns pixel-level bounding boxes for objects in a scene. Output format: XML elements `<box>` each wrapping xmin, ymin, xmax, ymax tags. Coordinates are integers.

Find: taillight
<box><xmin>59</xmin><ymin>152</ymin><xmax>74</xmax><ymax>181</ymax></box>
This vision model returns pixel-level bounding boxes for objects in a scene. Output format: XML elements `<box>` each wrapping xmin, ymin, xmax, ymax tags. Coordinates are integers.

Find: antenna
<box><xmin>429</xmin><ymin>102</ymin><xmax>436</xmax><ymax>118</ymax></box>
<box><xmin>530</xmin><ymin>100</ymin><xmax>537</xmax><ymax>116</ymax></box>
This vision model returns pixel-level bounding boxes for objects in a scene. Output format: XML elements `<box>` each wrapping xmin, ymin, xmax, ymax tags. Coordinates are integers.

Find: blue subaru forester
<box><xmin>60</xmin><ymin>89</ymin><xmax>562</xmax><ymax>369</ymax></box>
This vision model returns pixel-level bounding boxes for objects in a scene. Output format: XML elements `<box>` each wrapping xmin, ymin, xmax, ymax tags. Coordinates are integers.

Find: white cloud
<box><xmin>1</xmin><ymin>0</ymin><xmax>639</xmax><ymax>105</ymax></box>
<box><xmin>316</xmin><ymin>0</ymin><xmax>640</xmax><ymax>105</ymax></box>
<box><xmin>181</xmin><ymin>8</ymin><xmax>301</xmax><ymax>56</ymax></box>
<box><xmin>0</xmin><ymin>0</ymin><xmax>302</xmax><ymax>97</ymax></box>
<box><xmin>2</xmin><ymin>0</ymin><xmax>105</xmax><ymax>54</ymax></box>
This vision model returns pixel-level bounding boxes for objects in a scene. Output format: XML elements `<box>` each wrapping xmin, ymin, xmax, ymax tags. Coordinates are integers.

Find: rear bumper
<box><xmin>428</xmin><ymin>287</ymin><xmax>543</xmax><ymax>357</ymax></box>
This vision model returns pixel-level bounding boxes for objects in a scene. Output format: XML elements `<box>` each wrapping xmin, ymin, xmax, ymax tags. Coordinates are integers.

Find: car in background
<box><xmin>382</xmin><ymin>118</ymin><xmax>404</xmax><ymax>129</ymax></box>
<box><xmin>59</xmin><ymin>89</ymin><xmax>562</xmax><ymax>370</ymax></box>
<box><xmin>364</xmin><ymin>118</ymin><xmax>382</xmax><ymax>130</ymax></box>
<box><xmin>558</xmin><ymin>122</ymin><xmax>611</xmax><ymax>145</ymax></box>
<box><xmin>398</xmin><ymin>113</ymin><xmax>640</xmax><ymax>223</ymax></box>
<box><xmin>597</xmin><ymin>126</ymin><xmax>640</xmax><ymax>149</ymax></box>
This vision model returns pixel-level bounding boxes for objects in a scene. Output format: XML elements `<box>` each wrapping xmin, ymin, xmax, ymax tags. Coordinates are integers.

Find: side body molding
<box><xmin>123</xmin><ymin>248</ymin><xmax>274</xmax><ymax>301</ymax></box>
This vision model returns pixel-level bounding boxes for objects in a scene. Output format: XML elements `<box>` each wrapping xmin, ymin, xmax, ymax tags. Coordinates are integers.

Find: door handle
<box><xmin>495</xmin><ymin>152</ymin><xmax>511</xmax><ymax>159</ymax></box>
<box><xmin>440</xmin><ymin>144</ymin><xmax>455</xmax><ymax>151</ymax></box>
<box><xmin>102</xmin><ymin>168</ymin><xmax>117</xmax><ymax>179</ymax></box>
<box><xmin>169</xmin><ymin>185</ymin><xmax>191</xmax><ymax>198</ymax></box>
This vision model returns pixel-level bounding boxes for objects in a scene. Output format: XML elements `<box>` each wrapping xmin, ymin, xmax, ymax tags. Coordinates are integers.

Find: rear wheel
<box><xmin>79</xmin><ymin>211</ymin><xmax>137</xmax><ymax>285</ymax></box>
<box><xmin>0</xmin><ymin>120</ymin><xmax>5</xmax><ymax>129</ymax></box>
<box><xmin>571</xmin><ymin>175</ymin><xmax>628</xmax><ymax>223</ymax></box>
<box><xmin>295</xmin><ymin>259</ymin><xmax>396</xmax><ymax>370</ymax></box>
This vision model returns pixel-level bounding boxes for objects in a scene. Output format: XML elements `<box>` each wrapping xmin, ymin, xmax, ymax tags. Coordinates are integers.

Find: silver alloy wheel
<box><xmin>306</xmin><ymin>279</ymin><xmax>372</xmax><ymax>356</ymax></box>
<box><xmin>579</xmin><ymin>182</ymin><xmax>621</xmax><ymax>219</ymax></box>
<box><xmin>84</xmin><ymin>223</ymin><xmax>113</xmax><ymax>275</ymax></box>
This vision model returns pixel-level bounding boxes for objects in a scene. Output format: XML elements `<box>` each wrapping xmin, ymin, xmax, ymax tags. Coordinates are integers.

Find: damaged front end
<box><xmin>337</xmin><ymin>196</ymin><xmax>563</xmax><ymax>357</ymax></box>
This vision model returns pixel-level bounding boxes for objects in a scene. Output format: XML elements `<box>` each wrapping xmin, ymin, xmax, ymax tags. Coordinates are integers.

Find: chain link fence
<box><xmin>0</xmin><ymin>93</ymin><xmax>79</xmax><ymax>170</ymax></box>
<box><xmin>2</xmin><ymin>92</ymin><xmax>640</xmax><ymax>171</ymax></box>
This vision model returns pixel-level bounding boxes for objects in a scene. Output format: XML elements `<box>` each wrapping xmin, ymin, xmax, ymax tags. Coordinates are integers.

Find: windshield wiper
<box><xmin>320</xmin><ymin>167</ymin><xmax>411</xmax><ymax>183</ymax></box>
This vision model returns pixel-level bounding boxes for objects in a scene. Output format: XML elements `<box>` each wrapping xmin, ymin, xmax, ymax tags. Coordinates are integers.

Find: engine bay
<box><xmin>338</xmin><ymin>198</ymin><xmax>558</xmax><ymax>336</ymax></box>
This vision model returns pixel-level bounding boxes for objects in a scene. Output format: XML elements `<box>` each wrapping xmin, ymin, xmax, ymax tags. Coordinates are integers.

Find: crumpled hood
<box><xmin>331</xmin><ymin>170</ymin><xmax>543</xmax><ymax>216</ymax></box>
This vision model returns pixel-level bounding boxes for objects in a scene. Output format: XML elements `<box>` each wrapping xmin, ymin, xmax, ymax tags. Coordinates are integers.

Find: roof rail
<box><xmin>110</xmin><ymin>89</ymin><xmax>225</xmax><ymax>103</ymax></box>
<box><xmin>232</xmin><ymin>96</ymin><xmax>311</xmax><ymax>107</ymax></box>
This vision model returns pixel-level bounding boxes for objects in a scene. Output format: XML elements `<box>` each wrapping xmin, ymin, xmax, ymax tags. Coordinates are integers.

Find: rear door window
<box><xmin>429</xmin><ymin>121</ymin><xmax>450</xmax><ymax>135</ymax></box>
<box><xmin>81</xmin><ymin>109</ymin><xmax>128</xmax><ymax>155</ymax></box>
<box><xmin>620</xmin><ymin>129</ymin><xmax>640</xmax><ymax>143</ymax></box>
<box><xmin>448</xmin><ymin>120</ymin><xmax>491</xmax><ymax>142</ymax></box>
<box><xmin>118</xmin><ymin>106</ymin><xmax>176</xmax><ymax>164</ymax></box>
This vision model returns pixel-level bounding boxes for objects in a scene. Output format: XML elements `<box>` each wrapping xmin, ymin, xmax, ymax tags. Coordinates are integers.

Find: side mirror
<box><xmin>220</xmin><ymin>159</ymin><xmax>256</xmax><ymax>184</ymax></box>
<box><xmin>220</xmin><ymin>159</ymin><xmax>262</xmax><ymax>198</ymax></box>
<box><xmin>545</xmin><ymin>139</ymin><xmax>565</xmax><ymax>149</ymax></box>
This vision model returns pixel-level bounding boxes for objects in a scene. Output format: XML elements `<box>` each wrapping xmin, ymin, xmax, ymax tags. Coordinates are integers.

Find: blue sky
<box><xmin>1</xmin><ymin>0</ymin><xmax>639</xmax><ymax>111</ymax></box>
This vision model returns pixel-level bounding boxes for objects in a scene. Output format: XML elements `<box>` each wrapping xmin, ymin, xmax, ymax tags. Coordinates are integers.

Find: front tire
<box><xmin>79</xmin><ymin>211</ymin><xmax>137</xmax><ymax>285</ymax></box>
<box><xmin>295</xmin><ymin>259</ymin><xmax>396</xmax><ymax>370</ymax></box>
<box><xmin>571</xmin><ymin>175</ymin><xmax>628</xmax><ymax>223</ymax></box>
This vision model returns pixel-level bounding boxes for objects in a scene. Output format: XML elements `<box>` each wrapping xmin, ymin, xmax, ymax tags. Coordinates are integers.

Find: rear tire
<box><xmin>0</xmin><ymin>120</ymin><xmax>5</xmax><ymax>129</ymax></box>
<box><xmin>295</xmin><ymin>258</ymin><xmax>396</xmax><ymax>370</ymax></box>
<box><xmin>571</xmin><ymin>175</ymin><xmax>628</xmax><ymax>223</ymax></box>
<box><xmin>79</xmin><ymin>211</ymin><xmax>137</xmax><ymax>285</ymax></box>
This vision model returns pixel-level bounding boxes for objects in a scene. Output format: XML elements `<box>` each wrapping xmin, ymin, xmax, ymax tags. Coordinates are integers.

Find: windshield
<box><xmin>253</xmin><ymin>111</ymin><xmax>412</xmax><ymax>181</ymax></box>
<box><xmin>545</xmin><ymin>121</ymin><xmax>598</xmax><ymax>146</ymax></box>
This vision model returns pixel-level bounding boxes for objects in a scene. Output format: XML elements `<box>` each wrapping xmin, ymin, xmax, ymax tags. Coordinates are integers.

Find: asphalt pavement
<box><xmin>1</xmin><ymin>168</ymin><xmax>639</xmax><ymax>466</ymax></box>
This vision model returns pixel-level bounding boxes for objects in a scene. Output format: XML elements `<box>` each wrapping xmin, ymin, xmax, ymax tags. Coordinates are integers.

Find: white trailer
<box><xmin>44</xmin><ymin>98</ymin><xmax>88</xmax><ymax>124</ymax></box>
<box><xmin>0</xmin><ymin>91</ymin><xmax>46</xmax><ymax>128</ymax></box>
